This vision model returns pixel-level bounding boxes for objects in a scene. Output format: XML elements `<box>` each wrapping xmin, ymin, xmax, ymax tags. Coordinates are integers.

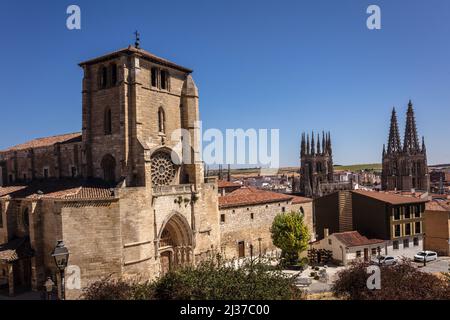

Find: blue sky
<box><xmin>0</xmin><ymin>0</ymin><xmax>449</xmax><ymax>166</ymax></box>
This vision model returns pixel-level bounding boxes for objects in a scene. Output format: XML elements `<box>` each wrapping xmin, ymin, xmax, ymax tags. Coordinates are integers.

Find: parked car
<box><xmin>414</xmin><ymin>251</ymin><xmax>438</xmax><ymax>263</ymax></box>
<box><xmin>372</xmin><ymin>255</ymin><xmax>397</xmax><ymax>266</ymax></box>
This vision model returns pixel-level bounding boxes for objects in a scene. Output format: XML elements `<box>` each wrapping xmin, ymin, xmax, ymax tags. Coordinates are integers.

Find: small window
<box><xmin>43</xmin><ymin>168</ymin><xmax>49</xmax><ymax>179</ymax></box>
<box><xmin>265</xmin><ymin>205</ymin><xmax>269</xmax><ymax>209</ymax></box>
<box><xmin>282</xmin><ymin>207</ymin><xmax>286</xmax><ymax>213</ymax></box>
<box><xmin>104</xmin><ymin>108</ymin><xmax>112</xmax><ymax>135</ymax></box>
<box><xmin>371</xmin><ymin>248</ymin><xmax>377</xmax><ymax>256</ymax></box>
<box><xmin>415</xmin><ymin>222</ymin><xmax>421</xmax><ymax>234</ymax></box>
<box><xmin>356</xmin><ymin>251</ymin><xmax>361</xmax><ymax>258</ymax></box>
<box><xmin>393</xmin><ymin>207</ymin><xmax>401</xmax><ymax>220</ymax></box>
<box><xmin>100</xmin><ymin>66</ymin><xmax>108</xmax><ymax>88</ymax></box>
<box><xmin>413</xmin><ymin>237</ymin><xmax>419</xmax><ymax>246</ymax></box>
<box><xmin>151</xmin><ymin>68</ymin><xmax>158</xmax><ymax>87</ymax></box>
<box><xmin>414</xmin><ymin>206</ymin><xmax>421</xmax><ymax>218</ymax></box>
<box><xmin>250</xmin><ymin>213</ymin><xmax>254</xmax><ymax>220</ymax></box>
<box><xmin>160</xmin><ymin>70</ymin><xmax>168</xmax><ymax>90</ymax></box>
<box><xmin>111</xmin><ymin>64</ymin><xmax>117</xmax><ymax>86</ymax></box>
<box><xmin>405</xmin><ymin>206</ymin><xmax>411</xmax><ymax>219</ymax></box>
<box><xmin>405</xmin><ymin>223</ymin><xmax>411</xmax><ymax>236</ymax></box>
<box><xmin>328</xmin><ymin>239</ymin><xmax>332</xmax><ymax>245</ymax></box>
<box><xmin>158</xmin><ymin>107</ymin><xmax>166</xmax><ymax>134</ymax></box>
<box><xmin>393</xmin><ymin>241</ymin><xmax>399</xmax><ymax>250</ymax></box>
<box><xmin>232</xmin><ymin>210</ymin><xmax>235</xmax><ymax>214</ymax></box>
<box><xmin>220</xmin><ymin>214</ymin><xmax>225</xmax><ymax>224</ymax></box>
<box><xmin>394</xmin><ymin>224</ymin><xmax>401</xmax><ymax>237</ymax></box>
<box><xmin>403</xmin><ymin>239</ymin><xmax>409</xmax><ymax>248</ymax></box>
<box><xmin>22</xmin><ymin>208</ymin><xmax>30</xmax><ymax>230</ymax></box>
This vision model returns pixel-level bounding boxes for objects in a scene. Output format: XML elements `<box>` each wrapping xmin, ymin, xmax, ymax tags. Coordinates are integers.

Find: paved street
<box><xmin>413</xmin><ymin>257</ymin><xmax>450</xmax><ymax>273</ymax></box>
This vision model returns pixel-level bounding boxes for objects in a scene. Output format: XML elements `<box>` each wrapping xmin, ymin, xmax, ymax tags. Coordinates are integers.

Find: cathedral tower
<box><xmin>381</xmin><ymin>101</ymin><xmax>429</xmax><ymax>191</ymax></box>
<box><xmin>300</xmin><ymin>131</ymin><xmax>334</xmax><ymax>198</ymax></box>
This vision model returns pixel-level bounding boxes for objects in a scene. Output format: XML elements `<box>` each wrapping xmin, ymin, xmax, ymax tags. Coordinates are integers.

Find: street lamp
<box><xmin>51</xmin><ymin>240</ymin><xmax>69</xmax><ymax>300</ymax></box>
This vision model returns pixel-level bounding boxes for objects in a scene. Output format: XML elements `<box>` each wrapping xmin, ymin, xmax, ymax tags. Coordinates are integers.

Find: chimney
<box><xmin>324</xmin><ymin>228</ymin><xmax>329</xmax><ymax>238</ymax></box>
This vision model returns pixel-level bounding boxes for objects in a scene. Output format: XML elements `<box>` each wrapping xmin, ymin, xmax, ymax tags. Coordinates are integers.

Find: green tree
<box><xmin>270</xmin><ymin>211</ymin><xmax>310</xmax><ymax>265</ymax></box>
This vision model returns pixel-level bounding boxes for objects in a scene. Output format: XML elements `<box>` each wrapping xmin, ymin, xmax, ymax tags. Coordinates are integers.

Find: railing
<box><xmin>153</xmin><ymin>184</ymin><xmax>193</xmax><ymax>196</ymax></box>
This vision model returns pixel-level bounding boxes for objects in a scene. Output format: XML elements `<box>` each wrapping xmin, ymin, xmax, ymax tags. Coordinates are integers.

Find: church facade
<box><xmin>0</xmin><ymin>44</ymin><xmax>313</xmax><ymax>299</ymax></box>
<box><xmin>381</xmin><ymin>101</ymin><xmax>430</xmax><ymax>192</ymax></box>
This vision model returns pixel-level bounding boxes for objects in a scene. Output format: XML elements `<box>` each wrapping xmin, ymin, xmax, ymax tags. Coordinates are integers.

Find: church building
<box><xmin>381</xmin><ymin>101</ymin><xmax>430</xmax><ymax>192</ymax></box>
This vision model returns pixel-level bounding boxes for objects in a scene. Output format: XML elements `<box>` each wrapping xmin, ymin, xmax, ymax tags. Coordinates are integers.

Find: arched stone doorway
<box><xmin>158</xmin><ymin>213</ymin><xmax>193</xmax><ymax>275</ymax></box>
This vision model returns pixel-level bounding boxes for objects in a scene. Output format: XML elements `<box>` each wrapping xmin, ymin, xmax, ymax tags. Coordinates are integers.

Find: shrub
<box><xmin>82</xmin><ymin>259</ymin><xmax>305</xmax><ymax>300</ymax></box>
<box><xmin>332</xmin><ymin>260</ymin><xmax>450</xmax><ymax>300</ymax></box>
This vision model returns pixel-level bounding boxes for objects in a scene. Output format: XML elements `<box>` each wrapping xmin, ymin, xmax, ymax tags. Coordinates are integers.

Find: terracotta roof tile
<box><xmin>1</xmin><ymin>132</ymin><xmax>81</xmax><ymax>153</ymax></box>
<box><xmin>219</xmin><ymin>187</ymin><xmax>294</xmax><ymax>209</ymax></box>
<box><xmin>426</xmin><ymin>199</ymin><xmax>450</xmax><ymax>212</ymax></box>
<box><xmin>353</xmin><ymin>190</ymin><xmax>428</xmax><ymax>205</ymax></box>
<box><xmin>0</xmin><ymin>179</ymin><xmax>115</xmax><ymax>200</ymax></box>
<box><xmin>217</xmin><ymin>180</ymin><xmax>242</xmax><ymax>188</ymax></box>
<box><xmin>0</xmin><ymin>237</ymin><xmax>33</xmax><ymax>263</ymax></box>
<box><xmin>291</xmin><ymin>195</ymin><xmax>313</xmax><ymax>204</ymax></box>
<box><xmin>333</xmin><ymin>231</ymin><xmax>385</xmax><ymax>248</ymax></box>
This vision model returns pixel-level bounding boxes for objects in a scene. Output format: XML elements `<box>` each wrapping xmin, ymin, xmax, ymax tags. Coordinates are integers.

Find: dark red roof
<box><xmin>353</xmin><ymin>190</ymin><xmax>428</xmax><ymax>205</ymax></box>
<box><xmin>1</xmin><ymin>132</ymin><xmax>81</xmax><ymax>153</ymax></box>
<box><xmin>333</xmin><ymin>231</ymin><xmax>385</xmax><ymax>247</ymax></box>
<box><xmin>0</xmin><ymin>179</ymin><xmax>115</xmax><ymax>201</ymax></box>
<box><xmin>217</xmin><ymin>180</ymin><xmax>242</xmax><ymax>188</ymax></box>
<box><xmin>218</xmin><ymin>187</ymin><xmax>311</xmax><ymax>209</ymax></box>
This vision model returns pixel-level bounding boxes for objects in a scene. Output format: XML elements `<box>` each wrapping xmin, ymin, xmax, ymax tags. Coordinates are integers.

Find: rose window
<box><xmin>151</xmin><ymin>151</ymin><xmax>176</xmax><ymax>186</ymax></box>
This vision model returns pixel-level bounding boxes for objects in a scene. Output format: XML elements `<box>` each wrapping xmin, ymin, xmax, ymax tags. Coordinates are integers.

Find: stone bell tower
<box><xmin>78</xmin><ymin>41</ymin><xmax>204</xmax><ymax>188</ymax></box>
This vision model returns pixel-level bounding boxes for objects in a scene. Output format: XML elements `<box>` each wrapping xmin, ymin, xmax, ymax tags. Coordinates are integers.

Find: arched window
<box><xmin>104</xmin><ymin>107</ymin><xmax>112</xmax><ymax>135</ymax></box>
<box><xmin>158</xmin><ymin>107</ymin><xmax>166</xmax><ymax>134</ymax></box>
<box><xmin>100</xmin><ymin>66</ymin><xmax>108</xmax><ymax>89</ymax></box>
<box><xmin>101</xmin><ymin>154</ymin><xmax>116</xmax><ymax>183</ymax></box>
<box><xmin>111</xmin><ymin>63</ymin><xmax>117</xmax><ymax>86</ymax></box>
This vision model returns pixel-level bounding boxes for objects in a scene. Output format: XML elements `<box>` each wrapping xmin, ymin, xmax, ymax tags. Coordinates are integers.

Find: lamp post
<box><xmin>51</xmin><ymin>240</ymin><xmax>69</xmax><ymax>300</ymax></box>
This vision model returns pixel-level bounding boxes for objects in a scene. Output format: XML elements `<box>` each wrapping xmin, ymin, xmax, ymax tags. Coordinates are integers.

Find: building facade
<box><xmin>314</xmin><ymin>190</ymin><xmax>427</xmax><ymax>258</ymax></box>
<box><xmin>424</xmin><ymin>199</ymin><xmax>450</xmax><ymax>256</ymax></box>
<box><xmin>381</xmin><ymin>102</ymin><xmax>430</xmax><ymax>192</ymax></box>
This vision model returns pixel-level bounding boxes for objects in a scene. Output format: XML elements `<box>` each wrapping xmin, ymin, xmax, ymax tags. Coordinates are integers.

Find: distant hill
<box><xmin>333</xmin><ymin>163</ymin><xmax>382</xmax><ymax>171</ymax></box>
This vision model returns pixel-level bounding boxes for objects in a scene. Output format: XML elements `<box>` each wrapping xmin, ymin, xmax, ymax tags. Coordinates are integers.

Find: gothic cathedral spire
<box><xmin>403</xmin><ymin>100</ymin><xmax>420</xmax><ymax>153</ymax></box>
<box><xmin>387</xmin><ymin>107</ymin><xmax>402</xmax><ymax>154</ymax></box>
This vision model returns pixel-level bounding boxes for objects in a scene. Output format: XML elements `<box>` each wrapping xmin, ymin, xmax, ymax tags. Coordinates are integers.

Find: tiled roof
<box><xmin>1</xmin><ymin>132</ymin><xmax>82</xmax><ymax>153</ymax></box>
<box><xmin>79</xmin><ymin>46</ymin><xmax>193</xmax><ymax>73</ymax></box>
<box><xmin>0</xmin><ymin>237</ymin><xmax>33</xmax><ymax>263</ymax></box>
<box><xmin>219</xmin><ymin>187</ymin><xmax>293</xmax><ymax>209</ymax></box>
<box><xmin>217</xmin><ymin>180</ymin><xmax>241</xmax><ymax>188</ymax></box>
<box><xmin>353</xmin><ymin>190</ymin><xmax>428</xmax><ymax>205</ymax></box>
<box><xmin>426</xmin><ymin>199</ymin><xmax>450</xmax><ymax>212</ymax></box>
<box><xmin>333</xmin><ymin>231</ymin><xmax>385</xmax><ymax>248</ymax></box>
<box><xmin>291</xmin><ymin>196</ymin><xmax>313</xmax><ymax>204</ymax></box>
<box><xmin>0</xmin><ymin>179</ymin><xmax>116</xmax><ymax>201</ymax></box>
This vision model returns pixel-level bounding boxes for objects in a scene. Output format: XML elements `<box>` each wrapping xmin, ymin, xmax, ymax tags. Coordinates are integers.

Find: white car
<box><xmin>414</xmin><ymin>251</ymin><xmax>438</xmax><ymax>263</ymax></box>
<box><xmin>373</xmin><ymin>255</ymin><xmax>397</xmax><ymax>266</ymax></box>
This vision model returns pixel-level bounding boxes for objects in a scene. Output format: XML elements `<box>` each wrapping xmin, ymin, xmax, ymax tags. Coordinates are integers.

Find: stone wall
<box><xmin>219</xmin><ymin>200</ymin><xmax>313</xmax><ymax>260</ymax></box>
